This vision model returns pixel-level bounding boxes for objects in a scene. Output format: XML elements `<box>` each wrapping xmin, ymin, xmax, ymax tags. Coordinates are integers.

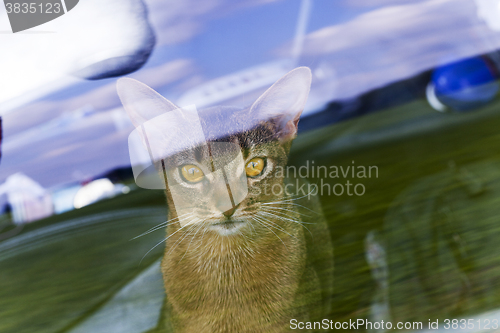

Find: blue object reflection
<box><xmin>430</xmin><ymin>57</ymin><xmax>500</xmax><ymax>111</ymax></box>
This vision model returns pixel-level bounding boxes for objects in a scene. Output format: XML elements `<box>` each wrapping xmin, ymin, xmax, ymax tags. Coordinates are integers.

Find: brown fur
<box><xmin>162</xmin><ymin>118</ymin><xmax>304</xmax><ymax>332</ymax></box>
<box><xmin>159</xmin><ymin>110</ymin><xmax>330</xmax><ymax>332</ymax></box>
<box><xmin>117</xmin><ymin>68</ymin><xmax>333</xmax><ymax>333</ymax></box>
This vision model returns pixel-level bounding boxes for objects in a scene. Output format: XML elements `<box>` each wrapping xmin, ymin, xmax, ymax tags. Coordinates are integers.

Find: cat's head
<box><xmin>117</xmin><ymin>67</ymin><xmax>311</xmax><ymax>237</ymax></box>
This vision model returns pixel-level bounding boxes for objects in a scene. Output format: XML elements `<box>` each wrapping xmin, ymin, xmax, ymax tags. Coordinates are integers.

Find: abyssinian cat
<box><xmin>117</xmin><ymin>67</ymin><xmax>333</xmax><ymax>332</ymax></box>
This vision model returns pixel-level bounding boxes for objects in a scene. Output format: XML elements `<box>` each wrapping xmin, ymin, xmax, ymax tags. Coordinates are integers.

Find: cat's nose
<box><xmin>223</xmin><ymin>204</ymin><xmax>239</xmax><ymax>218</ymax></box>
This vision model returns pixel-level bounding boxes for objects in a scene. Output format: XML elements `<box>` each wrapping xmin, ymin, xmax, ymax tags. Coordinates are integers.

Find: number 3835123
<box><xmin>444</xmin><ymin>319</ymin><xmax>499</xmax><ymax>330</ymax></box>
<box><xmin>5</xmin><ymin>2</ymin><xmax>61</xmax><ymax>14</ymax></box>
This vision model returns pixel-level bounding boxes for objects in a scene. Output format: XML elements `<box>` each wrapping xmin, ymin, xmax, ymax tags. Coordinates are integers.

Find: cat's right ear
<box><xmin>250</xmin><ymin>67</ymin><xmax>312</xmax><ymax>143</ymax></box>
<box><xmin>116</xmin><ymin>78</ymin><xmax>180</xmax><ymax>128</ymax></box>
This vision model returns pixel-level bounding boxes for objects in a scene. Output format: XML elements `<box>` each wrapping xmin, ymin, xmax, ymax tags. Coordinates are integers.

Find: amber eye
<box><xmin>180</xmin><ymin>165</ymin><xmax>204</xmax><ymax>183</ymax></box>
<box><xmin>245</xmin><ymin>157</ymin><xmax>265</xmax><ymax>177</ymax></box>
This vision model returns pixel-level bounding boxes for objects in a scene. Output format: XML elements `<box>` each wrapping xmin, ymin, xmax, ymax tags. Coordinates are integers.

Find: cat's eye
<box><xmin>180</xmin><ymin>165</ymin><xmax>205</xmax><ymax>183</ymax></box>
<box><xmin>245</xmin><ymin>157</ymin><xmax>265</xmax><ymax>177</ymax></box>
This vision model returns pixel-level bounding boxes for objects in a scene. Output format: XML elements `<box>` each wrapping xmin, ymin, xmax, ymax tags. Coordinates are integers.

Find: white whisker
<box><xmin>191</xmin><ymin>225</ymin><xmax>210</xmax><ymax>252</ymax></box>
<box><xmin>178</xmin><ymin>221</ymin><xmax>205</xmax><ymax>263</ymax></box>
<box><xmin>254</xmin><ymin>214</ymin><xmax>297</xmax><ymax>240</ymax></box>
<box><xmin>166</xmin><ymin>220</ymin><xmax>200</xmax><ymax>257</ymax></box>
<box><xmin>263</xmin><ymin>201</ymin><xmax>318</xmax><ymax>215</ymax></box>
<box><xmin>260</xmin><ymin>207</ymin><xmax>315</xmax><ymax>224</ymax></box>
<box><xmin>251</xmin><ymin>216</ymin><xmax>288</xmax><ymax>251</ymax></box>
<box><xmin>132</xmin><ymin>212</ymin><xmax>193</xmax><ymax>240</ymax></box>
<box><xmin>259</xmin><ymin>211</ymin><xmax>313</xmax><ymax>237</ymax></box>
<box><xmin>262</xmin><ymin>189</ymin><xmax>317</xmax><ymax>205</ymax></box>
<box><xmin>139</xmin><ymin>217</ymin><xmax>197</xmax><ymax>264</ymax></box>
<box><xmin>260</xmin><ymin>205</ymin><xmax>311</xmax><ymax>217</ymax></box>
<box><xmin>247</xmin><ymin>218</ymin><xmax>257</xmax><ymax>236</ymax></box>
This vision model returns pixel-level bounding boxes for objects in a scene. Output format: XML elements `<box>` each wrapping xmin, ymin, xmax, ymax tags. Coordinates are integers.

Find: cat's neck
<box><xmin>162</xmin><ymin>208</ymin><xmax>306</xmax><ymax>285</ymax></box>
<box><xmin>161</xmin><ymin>217</ymin><xmax>306</xmax><ymax>333</ymax></box>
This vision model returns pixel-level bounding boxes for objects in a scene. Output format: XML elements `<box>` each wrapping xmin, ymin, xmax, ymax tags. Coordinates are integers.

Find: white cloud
<box><xmin>0</xmin><ymin>58</ymin><xmax>196</xmax><ymax>186</ymax></box>
<box><xmin>2</xmin><ymin>58</ymin><xmax>194</xmax><ymax>138</ymax></box>
<box><xmin>0</xmin><ymin>0</ymin><xmax>155</xmax><ymax>112</ymax></box>
<box><xmin>475</xmin><ymin>0</ymin><xmax>500</xmax><ymax>31</ymax></box>
<box><xmin>340</xmin><ymin>0</ymin><xmax>421</xmax><ymax>8</ymax></box>
<box><xmin>143</xmin><ymin>0</ymin><xmax>283</xmax><ymax>45</ymax></box>
<box><xmin>278</xmin><ymin>0</ymin><xmax>500</xmax><ymax>99</ymax></box>
<box><xmin>129</xmin><ymin>59</ymin><xmax>195</xmax><ymax>89</ymax></box>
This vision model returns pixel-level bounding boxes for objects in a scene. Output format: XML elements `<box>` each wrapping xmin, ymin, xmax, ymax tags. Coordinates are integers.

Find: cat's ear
<box><xmin>116</xmin><ymin>77</ymin><xmax>180</xmax><ymax>128</ymax></box>
<box><xmin>250</xmin><ymin>67</ymin><xmax>312</xmax><ymax>142</ymax></box>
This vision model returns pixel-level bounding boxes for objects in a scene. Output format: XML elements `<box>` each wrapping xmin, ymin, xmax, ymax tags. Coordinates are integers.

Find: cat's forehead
<box><xmin>197</xmin><ymin>105</ymin><xmax>278</xmax><ymax>146</ymax></box>
<box><xmin>198</xmin><ymin>105</ymin><xmax>251</xmax><ymax>140</ymax></box>
<box><xmin>164</xmin><ymin>132</ymin><xmax>276</xmax><ymax>167</ymax></box>
<box><xmin>162</xmin><ymin>121</ymin><xmax>279</xmax><ymax>169</ymax></box>
<box><xmin>149</xmin><ymin>104</ymin><xmax>283</xmax><ymax>170</ymax></box>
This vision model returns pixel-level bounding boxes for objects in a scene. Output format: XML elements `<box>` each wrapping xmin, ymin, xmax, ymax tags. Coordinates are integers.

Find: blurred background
<box><xmin>2</xmin><ymin>0</ymin><xmax>500</xmax><ymax>332</ymax></box>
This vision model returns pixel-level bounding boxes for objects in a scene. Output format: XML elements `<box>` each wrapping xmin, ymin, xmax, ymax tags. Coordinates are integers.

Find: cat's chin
<box><xmin>210</xmin><ymin>220</ymin><xmax>246</xmax><ymax>236</ymax></box>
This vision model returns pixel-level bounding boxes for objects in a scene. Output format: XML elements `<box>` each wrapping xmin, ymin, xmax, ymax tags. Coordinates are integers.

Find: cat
<box><xmin>117</xmin><ymin>67</ymin><xmax>334</xmax><ymax>333</ymax></box>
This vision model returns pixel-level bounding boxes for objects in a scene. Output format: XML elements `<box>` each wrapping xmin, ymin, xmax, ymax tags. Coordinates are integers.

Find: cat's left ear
<box><xmin>116</xmin><ymin>77</ymin><xmax>180</xmax><ymax>128</ymax></box>
<box><xmin>250</xmin><ymin>67</ymin><xmax>312</xmax><ymax>142</ymax></box>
